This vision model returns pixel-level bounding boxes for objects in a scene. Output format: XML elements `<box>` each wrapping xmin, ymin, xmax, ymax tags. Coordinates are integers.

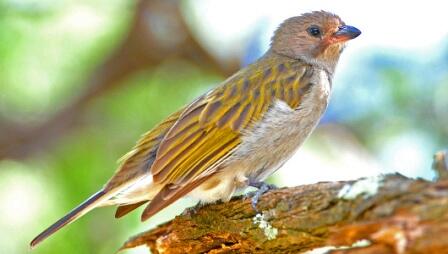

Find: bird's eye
<box><xmin>307</xmin><ymin>26</ymin><xmax>321</xmax><ymax>37</ymax></box>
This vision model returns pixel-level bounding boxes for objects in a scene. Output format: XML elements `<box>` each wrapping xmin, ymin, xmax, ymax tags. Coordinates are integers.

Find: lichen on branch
<box><xmin>119</xmin><ymin>170</ymin><xmax>448</xmax><ymax>254</ymax></box>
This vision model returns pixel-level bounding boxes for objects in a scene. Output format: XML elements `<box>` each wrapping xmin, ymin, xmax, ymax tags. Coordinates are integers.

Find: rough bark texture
<box><xmin>119</xmin><ymin>152</ymin><xmax>448</xmax><ymax>254</ymax></box>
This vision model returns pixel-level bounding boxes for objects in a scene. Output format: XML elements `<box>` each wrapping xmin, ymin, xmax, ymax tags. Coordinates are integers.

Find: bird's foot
<box><xmin>245</xmin><ymin>181</ymin><xmax>278</xmax><ymax>211</ymax></box>
<box><xmin>183</xmin><ymin>201</ymin><xmax>206</xmax><ymax>215</ymax></box>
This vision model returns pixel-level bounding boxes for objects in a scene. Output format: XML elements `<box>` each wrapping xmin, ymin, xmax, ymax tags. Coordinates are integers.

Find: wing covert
<box><xmin>150</xmin><ymin>60</ymin><xmax>310</xmax><ymax>186</ymax></box>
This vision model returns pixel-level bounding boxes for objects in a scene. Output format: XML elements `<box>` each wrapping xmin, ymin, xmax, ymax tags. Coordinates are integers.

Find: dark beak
<box><xmin>333</xmin><ymin>25</ymin><xmax>361</xmax><ymax>41</ymax></box>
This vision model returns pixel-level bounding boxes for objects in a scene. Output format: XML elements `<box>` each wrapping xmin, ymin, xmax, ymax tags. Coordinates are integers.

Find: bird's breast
<box><xmin>189</xmin><ymin>69</ymin><xmax>331</xmax><ymax>203</ymax></box>
<box><xmin>230</xmin><ymin>68</ymin><xmax>331</xmax><ymax>180</ymax></box>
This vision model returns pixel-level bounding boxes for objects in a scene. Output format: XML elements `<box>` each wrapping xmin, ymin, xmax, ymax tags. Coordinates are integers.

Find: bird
<box><xmin>30</xmin><ymin>10</ymin><xmax>361</xmax><ymax>248</ymax></box>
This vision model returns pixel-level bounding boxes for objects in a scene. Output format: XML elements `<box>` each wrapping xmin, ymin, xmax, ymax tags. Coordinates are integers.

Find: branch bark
<box><xmin>120</xmin><ymin>168</ymin><xmax>448</xmax><ymax>253</ymax></box>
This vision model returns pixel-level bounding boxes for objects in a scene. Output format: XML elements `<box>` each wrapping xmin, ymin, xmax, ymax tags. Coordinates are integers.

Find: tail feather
<box><xmin>30</xmin><ymin>190</ymin><xmax>109</xmax><ymax>248</ymax></box>
<box><xmin>115</xmin><ymin>201</ymin><xmax>148</xmax><ymax>218</ymax></box>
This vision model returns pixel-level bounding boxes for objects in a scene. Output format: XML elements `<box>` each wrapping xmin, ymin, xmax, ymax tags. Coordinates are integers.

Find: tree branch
<box><xmin>120</xmin><ymin>165</ymin><xmax>448</xmax><ymax>253</ymax></box>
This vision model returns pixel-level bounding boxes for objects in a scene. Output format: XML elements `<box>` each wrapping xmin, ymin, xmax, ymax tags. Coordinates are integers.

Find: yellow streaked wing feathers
<box><xmin>150</xmin><ymin>96</ymin><xmax>241</xmax><ymax>184</ymax></box>
<box><xmin>150</xmin><ymin>60</ymin><xmax>310</xmax><ymax>185</ymax></box>
<box><xmin>105</xmin><ymin>110</ymin><xmax>182</xmax><ymax>190</ymax></box>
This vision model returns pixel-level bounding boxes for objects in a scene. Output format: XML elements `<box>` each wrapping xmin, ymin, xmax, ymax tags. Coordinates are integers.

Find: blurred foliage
<box><xmin>336</xmin><ymin>50</ymin><xmax>448</xmax><ymax>177</ymax></box>
<box><xmin>0</xmin><ymin>0</ymin><xmax>131</xmax><ymax>121</ymax></box>
<box><xmin>0</xmin><ymin>1</ymin><xmax>220</xmax><ymax>253</ymax></box>
<box><xmin>0</xmin><ymin>1</ymin><xmax>447</xmax><ymax>254</ymax></box>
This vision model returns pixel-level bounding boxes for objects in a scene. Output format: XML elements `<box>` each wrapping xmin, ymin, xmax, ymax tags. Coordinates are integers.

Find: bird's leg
<box><xmin>182</xmin><ymin>201</ymin><xmax>206</xmax><ymax>216</ymax></box>
<box><xmin>246</xmin><ymin>181</ymin><xmax>278</xmax><ymax>210</ymax></box>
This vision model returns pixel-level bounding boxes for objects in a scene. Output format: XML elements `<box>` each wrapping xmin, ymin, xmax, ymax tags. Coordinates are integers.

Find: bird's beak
<box><xmin>332</xmin><ymin>25</ymin><xmax>361</xmax><ymax>42</ymax></box>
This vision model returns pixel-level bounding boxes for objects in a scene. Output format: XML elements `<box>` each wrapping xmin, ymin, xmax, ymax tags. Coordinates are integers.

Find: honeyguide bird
<box><xmin>31</xmin><ymin>10</ymin><xmax>361</xmax><ymax>247</ymax></box>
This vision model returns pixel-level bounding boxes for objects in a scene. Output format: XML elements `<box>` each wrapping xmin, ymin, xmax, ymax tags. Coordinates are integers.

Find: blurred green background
<box><xmin>0</xmin><ymin>0</ymin><xmax>447</xmax><ymax>253</ymax></box>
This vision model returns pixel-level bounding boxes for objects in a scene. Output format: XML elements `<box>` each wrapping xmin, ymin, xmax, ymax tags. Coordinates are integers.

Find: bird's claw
<box><xmin>245</xmin><ymin>181</ymin><xmax>278</xmax><ymax>211</ymax></box>
<box><xmin>183</xmin><ymin>201</ymin><xmax>207</xmax><ymax>216</ymax></box>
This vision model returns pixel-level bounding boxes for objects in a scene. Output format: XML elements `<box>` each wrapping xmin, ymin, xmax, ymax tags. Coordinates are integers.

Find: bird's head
<box><xmin>271</xmin><ymin>11</ymin><xmax>361</xmax><ymax>73</ymax></box>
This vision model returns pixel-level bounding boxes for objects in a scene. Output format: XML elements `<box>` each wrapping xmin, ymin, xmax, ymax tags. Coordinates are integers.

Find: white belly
<box><xmin>190</xmin><ymin>69</ymin><xmax>331</xmax><ymax>203</ymax></box>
